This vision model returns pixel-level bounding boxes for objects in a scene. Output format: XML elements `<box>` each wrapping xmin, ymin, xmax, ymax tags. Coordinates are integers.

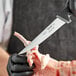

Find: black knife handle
<box><xmin>69</xmin><ymin>0</ymin><xmax>76</xmax><ymax>16</ymax></box>
<box><xmin>57</xmin><ymin>0</ymin><xmax>76</xmax><ymax>23</ymax></box>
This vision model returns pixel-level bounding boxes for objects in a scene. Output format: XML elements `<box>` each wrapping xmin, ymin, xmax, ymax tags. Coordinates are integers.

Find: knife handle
<box><xmin>69</xmin><ymin>0</ymin><xmax>76</xmax><ymax>16</ymax></box>
<box><xmin>57</xmin><ymin>0</ymin><xmax>73</xmax><ymax>23</ymax></box>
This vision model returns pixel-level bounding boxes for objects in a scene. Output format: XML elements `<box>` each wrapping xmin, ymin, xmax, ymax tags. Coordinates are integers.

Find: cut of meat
<box><xmin>32</xmin><ymin>54</ymin><xmax>58</xmax><ymax>76</ymax></box>
<box><xmin>14</xmin><ymin>32</ymin><xmax>58</xmax><ymax>76</ymax></box>
<box><xmin>58</xmin><ymin>61</ymin><xmax>71</xmax><ymax>76</ymax></box>
<box><xmin>27</xmin><ymin>49</ymin><xmax>58</xmax><ymax>76</ymax></box>
<box><xmin>71</xmin><ymin>60</ymin><xmax>76</xmax><ymax>76</ymax></box>
<box><xmin>14</xmin><ymin>32</ymin><xmax>76</xmax><ymax>76</ymax></box>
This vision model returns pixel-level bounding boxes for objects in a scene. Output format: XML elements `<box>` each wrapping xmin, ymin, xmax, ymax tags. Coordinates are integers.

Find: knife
<box><xmin>18</xmin><ymin>11</ymin><xmax>72</xmax><ymax>55</ymax></box>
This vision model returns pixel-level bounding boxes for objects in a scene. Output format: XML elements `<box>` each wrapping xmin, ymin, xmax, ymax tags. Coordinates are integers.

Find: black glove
<box><xmin>7</xmin><ymin>54</ymin><xmax>35</xmax><ymax>76</ymax></box>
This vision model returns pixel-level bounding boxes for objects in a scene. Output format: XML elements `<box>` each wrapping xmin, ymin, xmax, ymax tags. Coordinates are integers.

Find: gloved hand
<box><xmin>7</xmin><ymin>54</ymin><xmax>35</xmax><ymax>76</ymax></box>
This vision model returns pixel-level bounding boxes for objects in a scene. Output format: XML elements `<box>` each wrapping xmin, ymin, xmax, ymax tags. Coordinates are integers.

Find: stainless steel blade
<box><xmin>19</xmin><ymin>17</ymin><xmax>67</xmax><ymax>55</ymax></box>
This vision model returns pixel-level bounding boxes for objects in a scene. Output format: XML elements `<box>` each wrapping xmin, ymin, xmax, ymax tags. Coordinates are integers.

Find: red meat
<box><xmin>14</xmin><ymin>32</ymin><xmax>76</xmax><ymax>76</ymax></box>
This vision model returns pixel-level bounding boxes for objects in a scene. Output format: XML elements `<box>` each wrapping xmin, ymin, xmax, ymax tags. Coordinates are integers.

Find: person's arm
<box><xmin>0</xmin><ymin>47</ymin><xmax>9</xmax><ymax>76</ymax></box>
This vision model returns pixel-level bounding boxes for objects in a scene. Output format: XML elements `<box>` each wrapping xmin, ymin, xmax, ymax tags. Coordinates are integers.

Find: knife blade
<box><xmin>19</xmin><ymin>15</ymin><xmax>71</xmax><ymax>55</ymax></box>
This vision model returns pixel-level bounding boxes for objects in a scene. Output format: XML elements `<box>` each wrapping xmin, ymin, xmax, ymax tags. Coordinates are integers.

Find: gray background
<box><xmin>8</xmin><ymin>0</ymin><xmax>76</xmax><ymax>61</ymax></box>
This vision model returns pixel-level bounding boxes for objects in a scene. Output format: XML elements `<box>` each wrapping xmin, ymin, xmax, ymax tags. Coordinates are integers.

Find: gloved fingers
<box><xmin>11</xmin><ymin>54</ymin><xmax>27</xmax><ymax>64</ymax></box>
<box><xmin>12</xmin><ymin>71</ymin><xmax>34</xmax><ymax>76</ymax></box>
<box><xmin>11</xmin><ymin>64</ymin><xmax>35</xmax><ymax>72</ymax></box>
<box><xmin>7</xmin><ymin>54</ymin><xmax>35</xmax><ymax>76</ymax></box>
<box><xmin>7</xmin><ymin>56</ymin><xmax>13</xmax><ymax>75</ymax></box>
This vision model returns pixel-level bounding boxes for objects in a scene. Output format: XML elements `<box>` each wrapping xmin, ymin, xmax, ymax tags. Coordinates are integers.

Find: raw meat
<box><xmin>14</xmin><ymin>32</ymin><xmax>76</xmax><ymax>76</ymax></box>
